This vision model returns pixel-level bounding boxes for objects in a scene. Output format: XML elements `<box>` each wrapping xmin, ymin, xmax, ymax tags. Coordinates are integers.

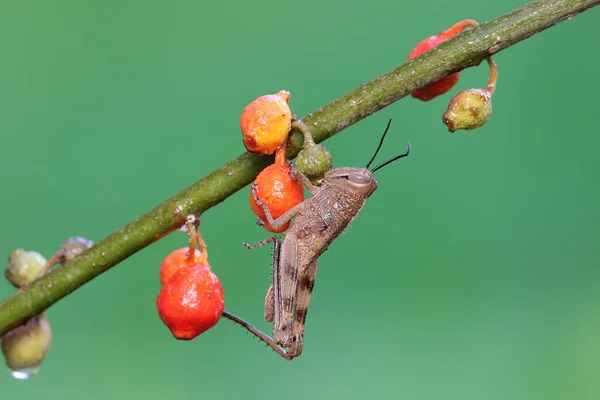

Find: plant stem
<box><xmin>0</xmin><ymin>0</ymin><xmax>598</xmax><ymax>336</ymax></box>
<box><xmin>486</xmin><ymin>57</ymin><xmax>499</xmax><ymax>95</ymax></box>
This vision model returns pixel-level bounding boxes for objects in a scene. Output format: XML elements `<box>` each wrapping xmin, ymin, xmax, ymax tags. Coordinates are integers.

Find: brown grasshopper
<box><xmin>222</xmin><ymin>120</ymin><xmax>411</xmax><ymax>360</ymax></box>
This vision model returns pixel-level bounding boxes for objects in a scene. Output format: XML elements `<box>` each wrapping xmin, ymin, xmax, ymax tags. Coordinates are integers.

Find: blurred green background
<box><xmin>1</xmin><ymin>0</ymin><xmax>599</xmax><ymax>399</ymax></box>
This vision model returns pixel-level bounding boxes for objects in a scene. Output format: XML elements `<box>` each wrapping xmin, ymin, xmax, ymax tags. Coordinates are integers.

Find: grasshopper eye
<box><xmin>347</xmin><ymin>171</ymin><xmax>373</xmax><ymax>185</ymax></box>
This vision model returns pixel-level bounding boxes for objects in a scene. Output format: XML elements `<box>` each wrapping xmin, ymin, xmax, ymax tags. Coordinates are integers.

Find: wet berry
<box><xmin>156</xmin><ymin>265</ymin><xmax>224</xmax><ymax>340</ymax></box>
<box><xmin>1</xmin><ymin>314</ymin><xmax>52</xmax><ymax>379</ymax></box>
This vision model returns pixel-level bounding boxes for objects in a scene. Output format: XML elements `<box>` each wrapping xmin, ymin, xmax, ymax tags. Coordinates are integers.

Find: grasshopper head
<box><xmin>323</xmin><ymin>167</ymin><xmax>378</xmax><ymax>198</ymax></box>
<box><xmin>321</xmin><ymin>119</ymin><xmax>411</xmax><ymax>198</ymax></box>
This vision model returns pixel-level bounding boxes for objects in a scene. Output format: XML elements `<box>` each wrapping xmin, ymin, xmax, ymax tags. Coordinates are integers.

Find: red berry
<box><xmin>249</xmin><ymin>151</ymin><xmax>304</xmax><ymax>233</ymax></box>
<box><xmin>407</xmin><ymin>20</ymin><xmax>478</xmax><ymax>101</ymax></box>
<box><xmin>156</xmin><ymin>265</ymin><xmax>224</xmax><ymax>340</ymax></box>
<box><xmin>159</xmin><ymin>247</ymin><xmax>207</xmax><ymax>286</ymax></box>
<box><xmin>408</xmin><ymin>35</ymin><xmax>460</xmax><ymax>101</ymax></box>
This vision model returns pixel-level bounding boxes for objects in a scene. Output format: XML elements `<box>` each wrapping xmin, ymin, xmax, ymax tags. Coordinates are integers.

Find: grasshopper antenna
<box><xmin>365</xmin><ymin>118</ymin><xmax>393</xmax><ymax>169</ymax></box>
<box><xmin>370</xmin><ymin>142</ymin><xmax>412</xmax><ymax>173</ymax></box>
<box><xmin>221</xmin><ymin>311</ymin><xmax>293</xmax><ymax>360</ymax></box>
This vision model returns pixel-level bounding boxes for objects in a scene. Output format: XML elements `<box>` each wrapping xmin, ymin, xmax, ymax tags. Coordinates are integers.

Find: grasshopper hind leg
<box><xmin>287</xmin><ymin>259</ymin><xmax>319</xmax><ymax>358</ymax></box>
<box><xmin>222</xmin><ymin>311</ymin><xmax>294</xmax><ymax>361</ymax></box>
<box><xmin>264</xmin><ymin>284</ymin><xmax>275</xmax><ymax>323</ymax></box>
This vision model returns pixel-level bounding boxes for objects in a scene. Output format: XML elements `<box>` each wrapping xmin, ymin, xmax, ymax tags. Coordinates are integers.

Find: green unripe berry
<box><xmin>5</xmin><ymin>250</ymin><xmax>46</xmax><ymax>288</ymax></box>
<box><xmin>443</xmin><ymin>88</ymin><xmax>492</xmax><ymax>132</ymax></box>
<box><xmin>294</xmin><ymin>143</ymin><xmax>332</xmax><ymax>185</ymax></box>
<box><xmin>1</xmin><ymin>314</ymin><xmax>52</xmax><ymax>379</ymax></box>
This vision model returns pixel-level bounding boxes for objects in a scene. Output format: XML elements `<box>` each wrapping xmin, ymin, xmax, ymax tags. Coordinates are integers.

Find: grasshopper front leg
<box><xmin>251</xmin><ymin>184</ymin><xmax>302</xmax><ymax>231</ymax></box>
<box><xmin>251</xmin><ymin>166</ymin><xmax>318</xmax><ymax>230</ymax></box>
<box><xmin>289</xmin><ymin>163</ymin><xmax>320</xmax><ymax>195</ymax></box>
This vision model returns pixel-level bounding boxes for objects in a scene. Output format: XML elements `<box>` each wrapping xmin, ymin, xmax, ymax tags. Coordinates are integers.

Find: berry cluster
<box><xmin>407</xmin><ymin>19</ymin><xmax>499</xmax><ymax>132</ymax></box>
<box><xmin>2</xmin><ymin>237</ymin><xmax>93</xmax><ymax>379</ymax></box>
<box><xmin>156</xmin><ymin>218</ymin><xmax>224</xmax><ymax>340</ymax></box>
<box><xmin>240</xmin><ymin>91</ymin><xmax>332</xmax><ymax>232</ymax></box>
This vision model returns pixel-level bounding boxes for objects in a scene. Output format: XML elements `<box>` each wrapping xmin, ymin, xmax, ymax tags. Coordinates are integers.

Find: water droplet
<box><xmin>9</xmin><ymin>365</ymin><xmax>40</xmax><ymax>380</ymax></box>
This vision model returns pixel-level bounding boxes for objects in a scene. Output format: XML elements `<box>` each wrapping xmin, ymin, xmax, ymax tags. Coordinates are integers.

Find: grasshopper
<box><xmin>222</xmin><ymin>120</ymin><xmax>411</xmax><ymax>360</ymax></box>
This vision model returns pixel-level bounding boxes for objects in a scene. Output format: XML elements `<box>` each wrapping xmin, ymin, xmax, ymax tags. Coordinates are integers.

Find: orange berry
<box><xmin>159</xmin><ymin>247</ymin><xmax>208</xmax><ymax>286</ymax></box>
<box><xmin>249</xmin><ymin>161</ymin><xmax>304</xmax><ymax>233</ymax></box>
<box><xmin>156</xmin><ymin>265</ymin><xmax>224</xmax><ymax>340</ymax></box>
<box><xmin>240</xmin><ymin>90</ymin><xmax>292</xmax><ymax>155</ymax></box>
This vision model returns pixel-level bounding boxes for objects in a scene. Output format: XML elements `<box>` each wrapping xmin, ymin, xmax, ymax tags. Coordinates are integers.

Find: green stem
<box><xmin>290</xmin><ymin>121</ymin><xmax>315</xmax><ymax>148</ymax></box>
<box><xmin>1</xmin><ymin>0</ymin><xmax>598</xmax><ymax>336</ymax></box>
<box><xmin>485</xmin><ymin>57</ymin><xmax>499</xmax><ymax>95</ymax></box>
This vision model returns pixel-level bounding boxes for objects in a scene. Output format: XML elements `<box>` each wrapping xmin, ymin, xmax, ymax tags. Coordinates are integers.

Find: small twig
<box><xmin>485</xmin><ymin>58</ymin><xmax>499</xmax><ymax>95</ymax></box>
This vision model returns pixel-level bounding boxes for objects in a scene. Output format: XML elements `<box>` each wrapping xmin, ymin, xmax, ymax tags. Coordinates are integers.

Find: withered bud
<box><xmin>443</xmin><ymin>88</ymin><xmax>492</xmax><ymax>133</ymax></box>
<box><xmin>1</xmin><ymin>314</ymin><xmax>52</xmax><ymax>379</ymax></box>
<box><xmin>59</xmin><ymin>236</ymin><xmax>94</xmax><ymax>263</ymax></box>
